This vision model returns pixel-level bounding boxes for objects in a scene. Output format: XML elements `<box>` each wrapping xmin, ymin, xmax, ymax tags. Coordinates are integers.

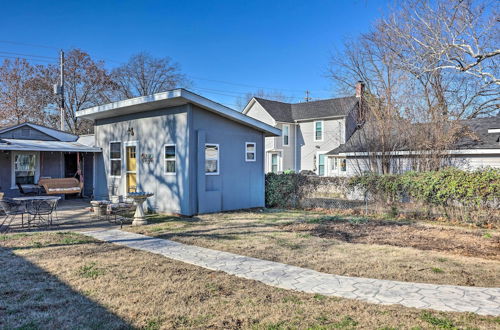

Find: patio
<box><xmin>1</xmin><ymin>199</ymin><xmax>125</xmax><ymax>232</ymax></box>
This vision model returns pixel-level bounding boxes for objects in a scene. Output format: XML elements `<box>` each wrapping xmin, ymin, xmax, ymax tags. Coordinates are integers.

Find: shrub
<box><xmin>349</xmin><ymin>167</ymin><xmax>500</xmax><ymax>225</ymax></box>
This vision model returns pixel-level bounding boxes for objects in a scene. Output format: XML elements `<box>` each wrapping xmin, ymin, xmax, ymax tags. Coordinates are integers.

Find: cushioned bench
<box><xmin>38</xmin><ymin>178</ymin><xmax>82</xmax><ymax>195</ymax></box>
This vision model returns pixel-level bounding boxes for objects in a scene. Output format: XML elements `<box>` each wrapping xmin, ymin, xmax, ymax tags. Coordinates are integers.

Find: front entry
<box><xmin>126</xmin><ymin>145</ymin><xmax>137</xmax><ymax>193</ymax></box>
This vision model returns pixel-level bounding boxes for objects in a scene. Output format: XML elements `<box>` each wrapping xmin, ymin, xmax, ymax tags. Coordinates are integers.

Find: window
<box><xmin>318</xmin><ymin>154</ymin><xmax>325</xmax><ymax>176</ymax></box>
<box><xmin>340</xmin><ymin>159</ymin><xmax>347</xmax><ymax>172</ymax></box>
<box><xmin>245</xmin><ymin>142</ymin><xmax>256</xmax><ymax>162</ymax></box>
<box><xmin>205</xmin><ymin>144</ymin><xmax>219</xmax><ymax>175</ymax></box>
<box><xmin>314</xmin><ymin>121</ymin><xmax>323</xmax><ymax>141</ymax></box>
<box><xmin>282</xmin><ymin>125</ymin><xmax>289</xmax><ymax>146</ymax></box>
<box><xmin>14</xmin><ymin>153</ymin><xmax>36</xmax><ymax>185</ymax></box>
<box><xmin>271</xmin><ymin>153</ymin><xmax>279</xmax><ymax>173</ymax></box>
<box><xmin>164</xmin><ymin>145</ymin><xmax>176</xmax><ymax>174</ymax></box>
<box><xmin>330</xmin><ymin>157</ymin><xmax>337</xmax><ymax>171</ymax></box>
<box><xmin>110</xmin><ymin>142</ymin><xmax>122</xmax><ymax>177</ymax></box>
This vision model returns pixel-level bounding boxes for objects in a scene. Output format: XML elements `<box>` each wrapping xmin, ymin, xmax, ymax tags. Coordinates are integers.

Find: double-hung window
<box><xmin>110</xmin><ymin>142</ymin><xmax>122</xmax><ymax>177</ymax></box>
<box><xmin>340</xmin><ymin>159</ymin><xmax>347</xmax><ymax>172</ymax></box>
<box><xmin>314</xmin><ymin>121</ymin><xmax>324</xmax><ymax>141</ymax></box>
<box><xmin>13</xmin><ymin>153</ymin><xmax>36</xmax><ymax>185</ymax></box>
<box><xmin>271</xmin><ymin>153</ymin><xmax>279</xmax><ymax>173</ymax></box>
<box><xmin>282</xmin><ymin>124</ymin><xmax>289</xmax><ymax>146</ymax></box>
<box><xmin>164</xmin><ymin>145</ymin><xmax>176</xmax><ymax>174</ymax></box>
<box><xmin>318</xmin><ymin>154</ymin><xmax>325</xmax><ymax>176</ymax></box>
<box><xmin>245</xmin><ymin>142</ymin><xmax>256</xmax><ymax>162</ymax></box>
<box><xmin>205</xmin><ymin>144</ymin><xmax>219</xmax><ymax>175</ymax></box>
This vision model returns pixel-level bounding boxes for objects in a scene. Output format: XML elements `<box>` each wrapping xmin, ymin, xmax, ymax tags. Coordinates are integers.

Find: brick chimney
<box><xmin>355</xmin><ymin>81</ymin><xmax>365</xmax><ymax>98</ymax></box>
<box><xmin>355</xmin><ymin>81</ymin><xmax>366</xmax><ymax>125</ymax></box>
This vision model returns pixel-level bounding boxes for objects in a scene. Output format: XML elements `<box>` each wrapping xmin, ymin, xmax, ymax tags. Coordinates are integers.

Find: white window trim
<box><xmin>314</xmin><ymin>120</ymin><xmax>324</xmax><ymax>142</ymax></box>
<box><xmin>316</xmin><ymin>151</ymin><xmax>327</xmax><ymax>176</ymax></box>
<box><xmin>245</xmin><ymin>142</ymin><xmax>256</xmax><ymax>162</ymax></box>
<box><xmin>123</xmin><ymin>140</ymin><xmax>139</xmax><ymax>196</ymax></box>
<box><xmin>164</xmin><ymin>144</ymin><xmax>177</xmax><ymax>175</ymax></box>
<box><xmin>11</xmin><ymin>151</ymin><xmax>40</xmax><ymax>189</ymax></box>
<box><xmin>205</xmin><ymin>143</ymin><xmax>220</xmax><ymax>176</ymax></box>
<box><xmin>268</xmin><ymin>152</ymin><xmax>282</xmax><ymax>173</ymax></box>
<box><xmin>282</xmin><ymin>124</ymin><xmax>290</xmax><ymax>146</ymax></box>
<box><xmin>109</xmin><ymin>141</ymin><xmax>122</xmax><ymax>179</ymax></box>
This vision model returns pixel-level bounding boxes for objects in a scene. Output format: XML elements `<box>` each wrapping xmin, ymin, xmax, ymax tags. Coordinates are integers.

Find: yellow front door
<box><xmin>126</xmin><ymin>146</ymin><xmax>137</xmax><ymax>193</ymax></box>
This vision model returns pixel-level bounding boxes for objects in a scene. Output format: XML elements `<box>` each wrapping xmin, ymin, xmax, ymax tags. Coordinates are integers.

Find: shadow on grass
<box><xmin>0</xmin><ymin>246</ymin><xmax>130</xmax><ymax>329</ymax></box>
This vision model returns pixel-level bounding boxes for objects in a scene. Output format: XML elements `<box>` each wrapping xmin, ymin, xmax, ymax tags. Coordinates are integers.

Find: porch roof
<box><xmin>0</xmin><ymin>139</ymin><xmax>102</xmax><ymax>152</ymax></box>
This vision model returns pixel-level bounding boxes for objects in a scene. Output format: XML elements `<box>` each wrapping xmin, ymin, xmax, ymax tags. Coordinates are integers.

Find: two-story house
<box><xmin>243</xmin><ymin>83</ymin><xmax>364</xmax><ymax>176</ymax></box>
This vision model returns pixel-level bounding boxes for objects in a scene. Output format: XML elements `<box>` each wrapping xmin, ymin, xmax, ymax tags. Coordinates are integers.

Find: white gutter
<box><xmin>337</xmin><ymin>149</ymin><xmax>500</xmax><ymax>157</ymax></box>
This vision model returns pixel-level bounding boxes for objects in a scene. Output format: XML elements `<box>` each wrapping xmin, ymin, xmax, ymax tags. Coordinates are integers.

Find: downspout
<box><xmin>294</xmin><ymin>123</ymin><xmax>298</xmax><ymax>172</ymax></box>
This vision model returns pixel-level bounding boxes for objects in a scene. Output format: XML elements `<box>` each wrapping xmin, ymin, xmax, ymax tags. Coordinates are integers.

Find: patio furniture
<box><xmin>17</xmin><ymin>183</ymin><xmax>40</xmax><ymax>196</ymax></box>
<box><xmin>12</xmin><ymin>196</ymin><xmax>60</xmax><ymax>228</ymax></box>
<box><xmin>0</xmin><ymin>199</ymin><xmax>25</xmax><ymax>233</ymax></box>
<box><xmin>38</xmin><ymin>178</ymin><xmax>82</xmax><ymax>196</ymax></box>
<box><xmin>89</xmin><ymin>200</ymin><xmax>134</xmax><ymax>228</ymax></box>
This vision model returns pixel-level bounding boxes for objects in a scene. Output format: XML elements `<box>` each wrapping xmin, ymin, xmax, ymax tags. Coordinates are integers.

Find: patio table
<box><xmin>12</xmin><ymin>196</ymin><xmax>61</xmax><ymax>228</ymax></box>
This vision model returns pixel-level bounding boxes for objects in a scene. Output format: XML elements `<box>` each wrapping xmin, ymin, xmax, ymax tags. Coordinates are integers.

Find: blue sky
<box><xmin>0</xmin><ymin>0</ymin><xmax>388</xmax><ymax>109</ymax></box>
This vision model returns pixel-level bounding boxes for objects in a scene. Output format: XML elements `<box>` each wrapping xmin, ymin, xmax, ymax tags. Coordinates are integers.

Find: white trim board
<box><xmin>76</xmin><ymin>89</ymin><xmax>281</xmax><ymax>137</ymax></box>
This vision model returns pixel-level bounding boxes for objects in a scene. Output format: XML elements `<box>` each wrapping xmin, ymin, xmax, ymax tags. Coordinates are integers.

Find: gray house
<box><xmin>243</xmin><ymin>83</ymin><xmax>364</xmax><ymax>176</ymax></box>
<box><xmin>327</xmin><ymin>116</ymin><xmax>500</xmax><ymax>176</ymax></box>
<box><xmin>0</xmin><ymin>122</ymin><xmax>100</xmax><ymax>197</ymax></box>
<box><xmin>76</xmin><ymin>89</ymin><xmax>280</xmax><ymax>215</ymax></box>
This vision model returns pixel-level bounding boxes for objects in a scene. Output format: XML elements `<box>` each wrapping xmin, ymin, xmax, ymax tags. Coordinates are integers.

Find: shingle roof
<box><xmin>327</xmin><ymin>116</ymin><xmax>500</xmax><ymax>155</ymax></box>
<box><xmin>254</xmin><ymin>96</ymin><xmax>358</xmax><ymax>122</ymax></box>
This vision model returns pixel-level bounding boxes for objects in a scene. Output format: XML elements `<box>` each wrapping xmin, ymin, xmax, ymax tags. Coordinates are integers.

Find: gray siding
<box><xmin>191</xmin><ymin>105</ymin><xmax>266</xmax><ymax>213</ymax></box>
<box><xmin>94</xmin><ymin>105</ymin><xmax>190</xmax><ymax>214</ymax></box>
<box><xmin>298</xmin><ymin>118</ymin><xmax>344</xmax><ymax>172</ymax></box>
<box><xmin>0</xmin><ymin>127</ymin><xmax>56</xmax><ymax>141</ymax></box>
<box><xmin>245</xmin><ymin>101</ymin><xmax>275</xmax><ymax>126</ymax></box>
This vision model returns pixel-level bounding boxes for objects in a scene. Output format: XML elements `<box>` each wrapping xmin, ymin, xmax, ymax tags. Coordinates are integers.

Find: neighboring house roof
<box><xmin>0</xmin><ymin>139</ymin><xmax>101</xmax><ymax>152</ymax></box>
<box><xmin>247</xmin><ymin>96</ymin><xmax>359</xmax><ymax>122</ymax></box>
<box><xmin>0</xmin><ymin>122</ymin><xmax>78</xmax><ymax>142</ymax></box>
<box><xmin>328</xmin><ymin>116</ymin><xmax>500</xmax><ymax>156</ymax></box>
<box><xmin>76</xmin><ymin>89</ymin><xmax>281</xmax><ymax>137</ymax></box>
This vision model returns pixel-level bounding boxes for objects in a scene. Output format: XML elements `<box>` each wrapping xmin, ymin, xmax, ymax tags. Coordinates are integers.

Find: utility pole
<box><xmin>304</xmin><ymin>90</ymin><xmax>311</xmax><ymax>102</ymax></box>
<box><xmin>59</xmin><ymin>50</ymin><xmax>65</xmax><ymax>131</ymax></box>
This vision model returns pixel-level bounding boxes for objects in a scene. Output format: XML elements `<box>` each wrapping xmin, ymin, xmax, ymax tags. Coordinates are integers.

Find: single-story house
<box><xmin>0</xmin><ymin>122</ymin><xmax>101</xmax><ymax>197</ymax></box>
<box><xmin>327</xmin><ymin>116</ymin><xmax>500</xmax><ymax>176</ymax></box>
<box><xmin>76</xmin><ymin>89</ymin><xmax>280</xmax><ymax>215</ymax></box>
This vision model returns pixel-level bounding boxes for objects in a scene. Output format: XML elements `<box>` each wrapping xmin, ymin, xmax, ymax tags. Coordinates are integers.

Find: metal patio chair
<box><xmin>26</xmin><ymin>198</ymin><xmax>59</xmax><ymax>228</ymax></box>
<box><xmin>0</xmin><ymin>199</ymin><xmax>25</xmax><ymax>233</ymax></box>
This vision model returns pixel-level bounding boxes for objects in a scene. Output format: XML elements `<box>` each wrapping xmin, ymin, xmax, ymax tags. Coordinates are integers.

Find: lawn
<box><xmin>127</xmin><ymin>209</ymin><xmax>500</xmax><ymax>287</ymax></box>
<box><xmin>1</xmin><ymin>231</ymin><xmax>499</xmax><ymax>329</ymax></box>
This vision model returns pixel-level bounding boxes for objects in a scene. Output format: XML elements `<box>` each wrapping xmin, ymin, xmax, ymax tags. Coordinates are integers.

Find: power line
<box><xmin>187</xmin><ymin>75</ymin><xmax>332</xmax><ymax>94</ymax></box>
<box><xmin>0</xmin><ymin>40</ymin><xmax>58</xmax><ymax>50</ymax></box>
<box><xmin>0</xmin><ymin>51</ymin><xmax>57</xmax><ymax>60</ymax></box>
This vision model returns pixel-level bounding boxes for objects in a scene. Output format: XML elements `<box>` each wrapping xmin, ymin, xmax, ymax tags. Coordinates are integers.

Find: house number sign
<box><xmin>141</xmin><ymin>153</ymin><xmax>153</xmax><ymax>163</ymax></box>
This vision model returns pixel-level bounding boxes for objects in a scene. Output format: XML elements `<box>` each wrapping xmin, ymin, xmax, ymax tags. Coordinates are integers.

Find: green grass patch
<box><xmin>56</xmin><ymin>232</ymin><xmax>94</xmax><ymax>245</ymax></box>
<box><xmin>431</xmin><ymin>267</ymin><xmax>444</xmax><ymax>273</ymax></box>
<box><xmin>420</xmin><ymin>312</ymin><xmax>456</xmax><ymax>329</ymax></box>
<box><xmin>483</xmin><ymin>233</ymin><xmax>492</xmax><ymax>239</ymax></box>
<box><xmin>332</xmin><ymin>316</ymin><xmax>358</xmax><ymax>328</ymax></box>
<box><xmin>313</xmin><ymin>294</ymin><xmax>327</xmax><ymax>301</ymax></box>
<box><xmin>305</xmin><ymin>215</ymin><xmax>343</xmax><ymax>224</ymax></box>
<box><xmin>282</xmin><ymin>295</ymin><xmax>303</xmax><ymax>304</ymax></box>
<box><xmin>78</xmin><ymin>262</ymin><xmax>105</xmax><ymax>279</ymax></box>
<box><xmin>348</xmin><ymin>217</ymin><xmax>369</xmax><ymax>225</ymax></box>
<box><xmin>0</xmin><ymin>233</ymin><xmax>30</xmax><ymax>241</ymax></box>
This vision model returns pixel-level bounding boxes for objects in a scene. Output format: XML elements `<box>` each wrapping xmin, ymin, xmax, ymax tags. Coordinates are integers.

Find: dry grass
<box><xmin>1</xmin><ymin>232</ymin><xmax>499</xmax><ymax>329</ymax></box>
<box><xmin>127</xmin><ymin>209</ymin><xmax>500</xmax><ymax>287</ymax></box>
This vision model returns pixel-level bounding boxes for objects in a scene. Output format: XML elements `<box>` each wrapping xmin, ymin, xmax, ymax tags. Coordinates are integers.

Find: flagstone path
<box><xmin>82</xmin><ymin>228</ymin><xmax>500</xmax><ymax>316</ymax></box>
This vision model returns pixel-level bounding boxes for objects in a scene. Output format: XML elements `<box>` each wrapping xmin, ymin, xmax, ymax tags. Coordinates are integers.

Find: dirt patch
<box><xmin>283</xmin><ymin>219</ymin><xmax>500</xmax><ymax>260</ymax></box>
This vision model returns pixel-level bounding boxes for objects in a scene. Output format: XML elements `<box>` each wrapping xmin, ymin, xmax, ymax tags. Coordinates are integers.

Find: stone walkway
<box><xmin>82</xmin><ymin>228</ymin><xmax>500</xmax><ymax>316</ymax></box>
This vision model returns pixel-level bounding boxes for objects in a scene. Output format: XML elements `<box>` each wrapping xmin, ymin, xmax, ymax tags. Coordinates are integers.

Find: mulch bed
<box><xmin>283</xmin><ymin>220</ymin><xmax>500</xmax><ymax>260</ymax></box>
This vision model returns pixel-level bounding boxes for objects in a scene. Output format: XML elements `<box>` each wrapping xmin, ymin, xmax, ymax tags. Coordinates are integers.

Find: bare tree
<box><xmin>111</xmin><ymin>52</ymin><xmax>187</xmax><ymax>100</ymax></box>
<box><xmin>378</xmin><ymin>0</ymin><xmax>499</xmax><ymax>117</ymax></box>
<box><xmin>0</xmin><ymin>58</ymin><xmax>54</xmax><ymax>126</ymax></box>
<box><xmin>49</xmin><ymin>49</ymin><xmax>117</xmax><ymax>134</ymax></box>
